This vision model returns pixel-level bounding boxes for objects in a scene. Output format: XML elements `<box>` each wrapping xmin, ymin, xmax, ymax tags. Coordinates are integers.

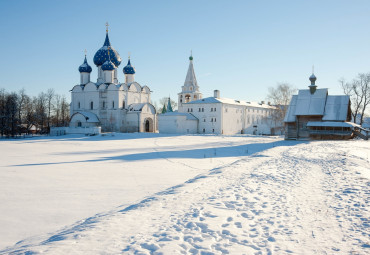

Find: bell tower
<box><xmin>178</xmin><ymin>53</ymin><xmax>202</xmax><ymax>112</ymax></box>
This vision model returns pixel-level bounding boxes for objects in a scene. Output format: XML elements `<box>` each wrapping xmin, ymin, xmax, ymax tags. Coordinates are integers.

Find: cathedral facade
<box><xmin>70</xmin><ymin>26</ymin><xmax>156</xmax><ymax>133</ymax></box>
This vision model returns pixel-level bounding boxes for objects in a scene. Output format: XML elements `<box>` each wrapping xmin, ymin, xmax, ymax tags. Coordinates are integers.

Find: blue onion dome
<box><xmin>123</xmin><ymin>58</ymin><xmax>136</xmax><ymax>74</ymax></box>
<box><xmin>101</xmin><ymin>59</ymin><xmax>116</xmax><ymax>71</ymax></box>
<box><xmin>78</xmin><ymin>55</ymin><xmax>92</xmax><ymax>73</ymax></box>
<box><xmin>93</xmin><ymin>32</ymin><xmax>122</xmax><ymax>67</ymax></box>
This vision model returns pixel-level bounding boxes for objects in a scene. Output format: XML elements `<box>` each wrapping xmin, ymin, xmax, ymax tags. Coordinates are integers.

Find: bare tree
<box><xmin>46</xmin><ymin>88</ymin><xmax>55</xmax><ymax>131</ymax></box>
<box><xmin>266</xmin><ymin>83</ymin><xmax>296</xmax><ymax>127</ymax></box>
<box><xmin>340</xmin><ymin>73</ymin><xmax>370</xmax><ymax>125</ymax></box>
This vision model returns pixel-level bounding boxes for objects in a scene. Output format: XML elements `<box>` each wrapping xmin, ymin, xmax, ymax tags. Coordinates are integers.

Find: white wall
<box><xmin>158</xmin><ymin>115</ymin><xmax>198</xmax><ymax>134</ymax></box>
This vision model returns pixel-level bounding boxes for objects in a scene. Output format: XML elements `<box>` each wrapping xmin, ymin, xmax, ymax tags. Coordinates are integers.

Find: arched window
<box><xmin>90</xmin><ymin>101</ymin><xmax>93</xmax><ymax>110</ymax></box>
<box><xmin>185</xmin><ymin>94</ymin><xmax>190</xmax><ymax>103</ymax></box>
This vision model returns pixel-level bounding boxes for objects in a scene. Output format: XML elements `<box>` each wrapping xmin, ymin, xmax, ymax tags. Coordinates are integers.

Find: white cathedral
<box><xmin>158</xmin><ymin>55</ymin><xmax>277</xmax><ymax>135</ymax></box>
<box><xmin>69</xmin><ymin>26</ymin><xmax>156</xmax><ymax>133</ymax></box>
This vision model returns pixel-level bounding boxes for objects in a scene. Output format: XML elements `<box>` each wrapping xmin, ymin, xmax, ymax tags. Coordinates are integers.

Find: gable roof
<box><xmin>284</xmin><ymin>89</ymin><xmax>350</xmax><ymax>122</ymax></box>
<box><xmin>294</xmin><ymin>88</ymin><xmax>328</xmax><ymax>116</ymax></box>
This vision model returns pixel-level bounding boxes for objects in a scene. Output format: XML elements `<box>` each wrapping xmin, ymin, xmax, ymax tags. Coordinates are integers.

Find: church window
<box><xmin>215</xmin><ymin>118</ymin><xmax>216</xmax><ymax>122</ymax></box>
<box><xmin>185</xmin><ymin>94</ymin><xmax>190</xmax><ymax>103</ymax></box>
<box><xmin>180</xmin><ymin>99</ymin><xmax>183</xmax><ymax>103</ymax></box>
<box><xmin>214</xmin><ymin>108</ymin><xmax>216</xmax><ymax>112</ymax></box>
<box><xmin>202</xmin><ymin>108</ymin><xmax>204</xmax><ymax>112</ymax></box>
<box><xmin>191</xmin><ymin>108</ymin><xmax>193</xmax><ymax>112</ymax></box>
<box><xmin>211</xmin><ymin>108</ymin><xmax>213</xmax><ymax>112</ymax></box>
<box><xmin>188</xmin><ymin>108</ymin><xmax>190</xmax><ymax>112</ymax></box>
<box><xmin>103</xmin><ymin>101</ymin><xmax>106</xmax><ymax>109</ymax></box>
<box><xmin>90</xmin><ymin>101</ymin><xmax>94</xmax><ymax>110</ymax></box>
<box><xmin>212</xmin><ymin>129</ymin><xmax>215</xmax><ymax>133</ymax></box>
<box><xmin>199</xmin><ymin>108</ymin><xmax>201</xmax><ymax>112</ymax></box>
<box><xmin>112</xmin><ymin>101</ymin><xmax>115</xmax><ymax>109</ymax></box>
<box><xmin>203</xmin><ymin>128</ymin><xmax>205</xmax><ymax>133</ymax></box>
<box><xmin>122</xmin><ymin>100</ymin><xmax>125</xmax><ymax>109</ymax></box>
<box><xmin>78</xmin><ymin>102</ymin><xmax>80</xmax><ymax>109</ymax></box>
<box><xmin>211</xmin><ymin>118</ymin><xmax>213</xmax><ymax>122</ymax></box>
<box><xmin>203</xmin><ymin>118</ymin><xmax>206</xmax><ymax>122</ymax></box>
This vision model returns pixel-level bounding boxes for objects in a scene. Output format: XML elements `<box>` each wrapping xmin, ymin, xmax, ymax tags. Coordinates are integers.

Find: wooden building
<box><xmin>284</xmin><ymin>73</ymin><xmax>357</xmax><ymax>140</ymax></box>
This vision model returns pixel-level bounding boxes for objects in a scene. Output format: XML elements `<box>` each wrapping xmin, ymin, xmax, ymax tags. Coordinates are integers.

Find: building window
<box><xmin>214</xmin><ymin>108</ymin><xmax>216</xmax><ymax>112</ymax></box>
<box><xmin>191</xmin><ymin>108</ymin><xmax>193</xmax><ymax>112</ymax></box>
<box><xmin>203</xmin><ymin>118</ymin><xmax>206</xmax><ymax>122</ymax></box>
<box><xmin>185</xmin><ymin>94</ymin><xmax>190</xmax><ymax>103</ymax></box>
<box><xmin>90</xmin><ymin>101</ymin><xmax>93</xmax><ymax>110</ymax></box>
<box><xmin>112</xmin><ymin>101</ymin><xmax>115</xmax><ymax>109</ymax></box>
<box><xmin>212</xmin><ymin>129</ymin><xmax>215</xmax><ymax>133</ymax></box>
<box><xmin>122</xmin><ymin>100</ymin><xmax>125</xmax><ymax>109</ymax></box>
<box><xmin>202</xmin><ymin>108</ymin><xmax>204</xmax><ymax>112</ymax></box>
<box><xmin>225</xmin><ymin>108</ymin><xmax>228</xmax><ymax>113</ymax></box>
<box><xmin>190</xmin><ymin>86</ymin><xmax>193</xmax><ymax>91</ymax></box>
<box><xmin>211</xmin><ymin>118</ymin><xmax>213</xmax><ymax>122</ymax></box>
<box><xmin>211</xmin><ymin>108</ymin><xmax>213</xmax><ymax>112</ymax></box>
<box><xmin>78</xmin><ymin>102</ymin><xmax>80</xmax><ymax>109</ymax></box>
<box><xmin>102</xmin><ymin>101</ymin><xmax>105</xmax><ymax>109</ymax></box>
<box><xmin>199</xmin><ymin>108</ymin><xmax>201</xmax><ymax>112</ymax></box>
<box><xmin>194</xmin><ymin>95</ymin><xmax>197</xmax><ymax>99</ymax></box>
<box><xmin>77</xmin><ymin>121</ymin><xmax>82</xmax><ymax>127</ymax></box>
<box><xmin>203</xmin><ymin>128</ymin><xmax>205</xmax><ymax>133</ymax></box>
<box><xmin>214</xmin><ymin>118</ymin><xmax>216</xmax><ymax>122</ymax></box>
<box><xmin>188</xmin><ymin>108</ymin><xmax>190</xmax><ymax>112</ymax></box>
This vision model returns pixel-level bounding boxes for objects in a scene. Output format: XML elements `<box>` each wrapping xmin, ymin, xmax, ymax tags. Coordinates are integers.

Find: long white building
<box><xmin>159</xmin><ymin>55</ymin><xmax>276</xmax><ymax>135</ymax></box>
<box><xmin>70</xmin><ymin>26</ymin><xmax>156</xmax><ymax>133</ymax></box>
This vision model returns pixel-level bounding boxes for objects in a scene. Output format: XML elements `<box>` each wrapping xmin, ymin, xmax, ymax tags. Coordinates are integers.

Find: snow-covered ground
<box><xmin>0</xmin><ymin>134</ymin><xmax>368</xmax><ymax>254</ymax></box>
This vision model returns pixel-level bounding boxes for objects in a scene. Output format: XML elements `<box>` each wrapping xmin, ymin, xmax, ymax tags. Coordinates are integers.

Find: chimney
<box><xmin>214</xmin><ymin>90</ymin><xmax>220</xmax><ymax>98</ymax></box>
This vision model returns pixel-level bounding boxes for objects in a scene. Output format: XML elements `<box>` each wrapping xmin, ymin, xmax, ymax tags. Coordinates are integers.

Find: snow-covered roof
<box><xmin>72</xmin><ymin>111</ymin><xmax>100</xmax><ymax>123</ymax></box>
<box><xmin>322</xmin><ymin>95</ymin><xmax>350</xmax><ymax>121</ymax></box>
<box><xmin>284</xmin><ymin>89</ymin><xmax>350</xmax><ymax>123</ymax></box>
<box><xmin>284</xmin><ymin>95</ymin><xmax>298</xmax><ymax>122</ymax></box>
<box><xmin>294</xmin><ymin>88</ymin><xmax>328</xmax><ymax>116</ymax></box>
<box><xmin>187</xmin><ymin>97</ymin><xmax>275</xmax><ymax>108</ymax></box>
<box><xmin>128</xmin><ymin>103</ymin><xmax>146</xmax><ymax>111</ymax></box>
<box><xmin>307</xmin><ymin>121</ymin><xmax>359</xmax><ymax>128</ymax></box>
<box><xmin>160</xmin><ymin>111</ymin><xmax>198</xmax><ymax>120</ymax></box>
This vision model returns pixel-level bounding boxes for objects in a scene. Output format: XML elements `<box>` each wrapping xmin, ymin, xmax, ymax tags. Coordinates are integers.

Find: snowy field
<box><xmin>0</xmin><ymin>134</ymin><xmax>369</xmax><ymax>254</ymax></box>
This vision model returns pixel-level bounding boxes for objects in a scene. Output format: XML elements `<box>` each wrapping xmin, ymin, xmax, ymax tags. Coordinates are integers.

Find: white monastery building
<box><xmin>69</xmin><ymin>25</ymin><xmax>156</xmax><ymax>133</ymax></box>
<box><xmin>159</xmin><ymin>55</ymin><xmax>276</xmax><ymax>135</ymax></box>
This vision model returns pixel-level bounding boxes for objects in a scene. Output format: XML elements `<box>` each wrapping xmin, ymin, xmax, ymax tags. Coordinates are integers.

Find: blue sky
<box><xmin>1</xmin><ymin>0</ymin><xmax>370</xmax><ymax>105</ymax></box>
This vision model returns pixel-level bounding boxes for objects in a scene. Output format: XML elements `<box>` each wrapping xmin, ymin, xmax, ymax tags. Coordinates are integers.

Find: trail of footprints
<box><xmin>126</xmin><ymin>172</ymin><xmax>297</xmax><ymax>255</ymax></box>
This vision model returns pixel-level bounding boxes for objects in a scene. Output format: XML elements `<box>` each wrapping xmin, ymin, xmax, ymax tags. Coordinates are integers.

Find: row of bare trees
<box><xmin>0</xmin><ymin>88</ymin><xmax>70</xmax><ymax>137</ymax></box>
<box><xmin>340</xmin><ymin>73</ymin><xmax>370</xmax><ymax>125</ymax></box>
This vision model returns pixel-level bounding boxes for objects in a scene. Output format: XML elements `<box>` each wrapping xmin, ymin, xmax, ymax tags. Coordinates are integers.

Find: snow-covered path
<box><xmin>1</xmin><ymin>136</ymin><xmax>368</xmax><ymax>254</ymax></box>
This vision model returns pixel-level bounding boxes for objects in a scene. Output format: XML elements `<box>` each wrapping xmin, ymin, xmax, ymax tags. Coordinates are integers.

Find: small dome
<box><xmin>123</xmin><ymin>59</ymin><xmax>135</xmax><ymax>74</ymax></box>
<box><xmin>78</xmin><ymin>56</ymin><xmax>92</xmax><ymax>73</ymax></box>
<box><xmin>309</xmin><ymin>73</ymin><xmax>317</xmax><ymax>83</ymax></box>
<box><xmin>93</xmin><ymin>33</ymin><xmax>121</xmax><ymax>67</ymax></box>
<box><xmin>101</xmin><ymin>59</ymin><xmax>115</xmax><ymax>71</ymax></box>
